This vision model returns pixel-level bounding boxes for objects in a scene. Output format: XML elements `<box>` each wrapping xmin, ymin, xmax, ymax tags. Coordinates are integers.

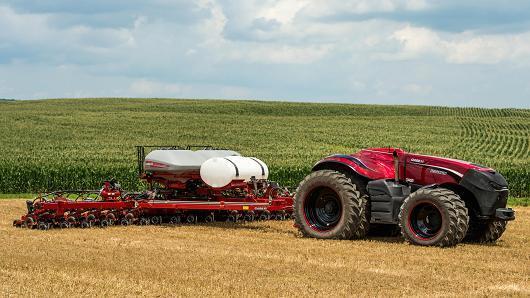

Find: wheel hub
<box><xmin>324</xmin><ymin>201</ymin><xmax>336</xmax><ymax>214</ymax></box>
<box><xmin>304</xmin><ymin>187</ymin><xmax>342</xmax><ymax>231</ymax></box>
<box><xmin>410</xmin><ymin>203</ymin><xmax>443</xmax><ymax>239</ymax></box>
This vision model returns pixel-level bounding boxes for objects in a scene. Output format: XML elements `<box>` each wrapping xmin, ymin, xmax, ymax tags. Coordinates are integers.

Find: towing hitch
<box><xmin>495</xmin><ymin>208</ymin><xmax>515</xmax><ymax>221</ymax></box>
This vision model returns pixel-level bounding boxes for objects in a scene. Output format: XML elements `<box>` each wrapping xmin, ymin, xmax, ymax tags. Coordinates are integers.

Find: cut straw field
<box><xmin>1</xmin><ymin>199</ymin><xmax>529</xmax><ymax>297</ymax></box>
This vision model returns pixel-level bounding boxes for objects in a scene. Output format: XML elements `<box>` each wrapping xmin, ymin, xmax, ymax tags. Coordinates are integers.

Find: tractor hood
<box><xmin>357</xmin><ymin>148</ymin><xmax>497</xmax><ymax>178</ymax></box>
<box><xmin>316</xmin><ymin>147</ymin><xmax>500</xmax><ymax>181</ymax></box>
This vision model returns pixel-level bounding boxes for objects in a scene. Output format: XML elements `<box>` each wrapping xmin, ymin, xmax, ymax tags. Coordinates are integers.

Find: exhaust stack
<box><xmin>393</xmin><ymin>150</ymin><xmax>399</xmax><ymax>183</ymax></box>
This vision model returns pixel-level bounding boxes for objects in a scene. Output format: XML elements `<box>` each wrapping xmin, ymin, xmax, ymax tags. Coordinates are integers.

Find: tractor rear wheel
<box><xmin>399</xmin><ymin>188</ymin><xmax>468</xmax><ymax>247</ymax></box>
<box><xmin>346</xmin><ymin>174</ymin><xmax>370</xmax><ymax>239</ymax></box>
<box><xmin>465</xmin><ymin>219</ymin><xmax>507</xmax><ymax>243</ymax></box>
<box><xmin>294</xmin><ymin>170</ymin><xmax>363</xmax><ymax>239</ymax></box>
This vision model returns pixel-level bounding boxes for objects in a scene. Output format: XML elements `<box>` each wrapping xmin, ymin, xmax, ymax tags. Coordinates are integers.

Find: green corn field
<box><xmin>0</xmin><ymin>98</ymin><xmax>528</xmax><ymax>197</ymax></box>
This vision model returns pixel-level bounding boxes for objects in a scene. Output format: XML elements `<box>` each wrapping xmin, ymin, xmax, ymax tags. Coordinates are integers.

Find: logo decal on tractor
<box><xmin>429</xmin><ymin>169</ymin><xmax>447</xmax><ymax>175</ymax></box>
<box><xmin>410</xmin><ymin>158</ymin><xmax>425</xmax><ymax>164</ymax></box>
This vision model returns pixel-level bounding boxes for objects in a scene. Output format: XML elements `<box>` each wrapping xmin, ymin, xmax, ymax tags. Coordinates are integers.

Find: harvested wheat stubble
<box><xmin>1</xmin><ymin>199</ymin><xmax>529</xmax><ymax>297</ymax></box>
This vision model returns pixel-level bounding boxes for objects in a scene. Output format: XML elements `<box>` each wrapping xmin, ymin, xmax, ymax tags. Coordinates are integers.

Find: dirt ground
<box><xmin>1</xmin><ymin>199</ymin><xmax>528</xmax><ymax>297</ymax></box>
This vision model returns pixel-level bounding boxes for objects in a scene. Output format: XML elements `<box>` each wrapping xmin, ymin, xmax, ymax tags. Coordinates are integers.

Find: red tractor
<box><xmin>293</xmin><ymin>148</ymin><xmax>515</xmax><ymax>247</ymax></box>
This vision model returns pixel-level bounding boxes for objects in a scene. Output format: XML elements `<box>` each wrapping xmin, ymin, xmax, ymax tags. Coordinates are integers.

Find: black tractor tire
<box><xmin>150</xmin><ymin>216</ymin><xmax>161</xmax><ymax>225</ymax></box>
<box><xmin>345</xmin><ymin>174</ymin><xmax>370</xmax><ymax>239</ymax></box>
<box><xmin>465</xmin><ymin>219</ymin><xmax>507</xmax><ymax>243</ymax></box>
<box><xmin>204</xmin><ymin>214</ymin><xmax>215</xmax><ymax>223</ymax></box>
<box><xmin>243</xmin><ymin>213</ymin><xmax>254</xmax><ymax>222</ymax></box>
<box><xmin>67</xmin><ymin>216</ymin><xmax>77</xmax><ymax>226</ymax></box>
<box><xmin>139</xmin><ymin>217</ymin><xmax>150</xmax><ymax>225</ymax></box>
<box><xmin>38</xmin><ymin>222</ymin><xmax>49</xmax><ymax>230</ymax></box>
<box><xmin>169</xmin><ymin>216</ymin><xmax>181</xmax><ymax>224</ymax></box>
<box><xmin>186</xmin><ymin>215</ymin><xmax>197</xmax><ymax>224</ymax></box>
<box><xmin>294</xmin><ymin>170</ymin><xmax>363</xmax><ymax>240</ymax></box>
<box><xmin>354</xmin><ymin>194</ymin><xmax>370</xmax><ymax>239</ymax></box>
<box><xmin>399</xmin><ymin>188</ymin><xmax>468</xmax><ymax>247</ymax></box>
<box><xmin>100</xmin><ymin>219</ymin><xmax>109</xmax><ymax>228</ymax></box>
<box><xmin>107</xmin><ymin>213</ymin><xmax>116</xmax><ymax>225</ymax></box>
<box><xmin>258</xmin><ymin>212</ymin><xmax>270</xmax><ymax>221</ymax></box>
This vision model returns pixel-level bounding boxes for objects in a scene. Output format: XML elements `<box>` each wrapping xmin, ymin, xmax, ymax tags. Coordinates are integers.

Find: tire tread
<box><xmin>399</xmin><ymin>188</ymin><xmax>469</xmax><ymax>247</ymax></box>
<box><xmin>294</xmin><ymin>170</ymin><xmax>362</xmax><ymax>240</ymax></box>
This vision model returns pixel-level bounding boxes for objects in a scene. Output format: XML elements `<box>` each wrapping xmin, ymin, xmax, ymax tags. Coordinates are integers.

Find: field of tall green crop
<box><xmin>0</xmin><ymin>98</ymin><xmax>528</xmax><ymax>196</ymax></box>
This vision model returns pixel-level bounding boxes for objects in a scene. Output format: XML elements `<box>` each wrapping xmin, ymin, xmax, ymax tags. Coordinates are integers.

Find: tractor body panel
<box><xmin>459</xmin><ymin>169</ymin><xmax>509</xmax><ymax>217</ymax></box>
<box><xmin>367</xmin><ymin>179</ymin><xmax>410</xmax><ymax>224</ymax></box>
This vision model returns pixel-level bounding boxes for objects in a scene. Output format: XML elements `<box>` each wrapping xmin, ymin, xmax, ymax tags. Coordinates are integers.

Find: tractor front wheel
<box><xmin>465</xmin><ymin>219</ymin><xmax>507</xmax><ymax>243</ymax></box>
<box><xmin>399</xmin><ymin>188</ymin><xmax>468</xmax><ymax>247</ymax></box>
<box><xmin>294</xmin><ymin>170</ymin><xmax>363</xmax><ymax>239</ymax></box>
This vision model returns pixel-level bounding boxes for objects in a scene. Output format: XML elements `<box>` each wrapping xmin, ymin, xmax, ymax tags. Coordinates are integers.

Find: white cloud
<box><xmin>259</xmin><ymin>0</ymin><xmax>309</xmax><ymax>24</ymax></box>
<box><xmin>0</xmin><ymin>2</ymin><xmax>529</xmax><ymax>107</ymax></box>
<box><xmin>0</xmin><ymin>6</ymin><xmax>49</xmax><ymax>42</ymax></box>
<box><xmin>445</xmin><ymin>34</ymin><xmax>530</xmax><ymax>64</ymax></box>
<box><xmin>0</xmin><ymin>5</ymin><xmax>134</xmax><ymax>64</ymax></box>
<box><xmin>300</xmin><ymin>0</ymin><xmax>429</xmax><ymax>17</ymax></box>
<box><xmin>391</xmin><ymin>25</ymin><xmax>530</xmax><ymax>64</ymax></box>
<box><xmin>392</xmin><ymin>26</ymin><xmax>442</xmax><ymax>56</ymax></box>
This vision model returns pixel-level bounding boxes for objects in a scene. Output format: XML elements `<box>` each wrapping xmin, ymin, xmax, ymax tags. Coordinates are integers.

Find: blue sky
<box><xmin>0</xmin><ymin>1</ymin><xmax>529</xmax><ymax>108</ymax></box>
